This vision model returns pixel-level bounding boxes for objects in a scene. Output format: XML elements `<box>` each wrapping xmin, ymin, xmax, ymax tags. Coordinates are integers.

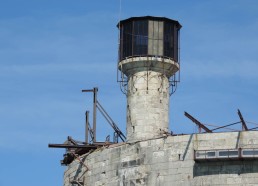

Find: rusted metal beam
<box><xmin>70</xmin><ymin>151</ymin><xmax>89</xmax><ymax>171</ymax></box>
<box><xmin>82</xmin><ymin>87</ymin><xmax>98</xmax><ymax>142</ymax></box>
<box><xmin>48</xmin><ymin>144</ymin><xmax>97</xmax><ymax>148</ymax></box>
<box><xmin>93</xmin><ymin>87</ymin><xmax>98</xmax><ymax>142</ymax></box>
<box><xmin>70</xmin><ymin>177</ymin><xmax>85</xmax><ymax>186</ymax></box>
<box><xmin>184</xmin><ymin>112</ymin><xmax>212</xmax><ymax>133</ymax></box>
<box><xmin>81</xmin><ymin>89</ymin><xmax>94</xmax><ymax>92</ymax></box>
<box><xmin>85</xmin><ymin>111</ymin><xmax>89</xmax><ymax>143</ymax></box>
<box><xmin>48</xmin><ymin>141</ymin><xmax>114</xmax><ymax>149</ymax></box>
<box><xmin>237</xmin><ymin>109</ymin><xmax>248</xmax><ymax>131</ymax></box>
<box><xmin>96</xmin><ymin>101</ymin><xmax>126</xmax><ymax>142</ymax></box>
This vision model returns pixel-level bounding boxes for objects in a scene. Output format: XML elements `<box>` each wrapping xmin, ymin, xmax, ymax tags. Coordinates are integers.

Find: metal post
<box><xmin>82</xmin><ymin>88</ymin><xmax>98</xmax><ymax>143</ymax></box>
<box><xmin>93</xmin><ymin>87</ymin><xmax>98</xmax><ymax>142</ymax></box>
<box><xmin>237</xmin><ymin>109</ymin><xmax>248</xmax><ymax>131</ymax></box>
<box><xmin>85</xmin><ymin>111</ymin><xmax>89</xmax><ymax>144</ymax></box>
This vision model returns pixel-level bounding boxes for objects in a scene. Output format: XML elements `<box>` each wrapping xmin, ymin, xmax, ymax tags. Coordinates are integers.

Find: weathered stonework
<box><xmin>126</xmin><ymin>71</ymin><xmax>170</xmax><ymax>142</ymax></box>
<box><xmin>64</xmin><ymin>131</ymin><xmax>258</xmax><ymax>186</ymax></box>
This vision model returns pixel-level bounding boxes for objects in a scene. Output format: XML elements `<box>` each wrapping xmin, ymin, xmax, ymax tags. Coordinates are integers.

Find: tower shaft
<box><xmin>127</xmin><ymin>71</ymin><xmax>169</xmax><ymax>141</ymax></box>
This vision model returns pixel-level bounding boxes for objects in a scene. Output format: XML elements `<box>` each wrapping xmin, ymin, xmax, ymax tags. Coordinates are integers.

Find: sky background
<box><xmin>0</xmin><ymin>0</ymin><xmax>258</xmax><ymax>185</ymax></box>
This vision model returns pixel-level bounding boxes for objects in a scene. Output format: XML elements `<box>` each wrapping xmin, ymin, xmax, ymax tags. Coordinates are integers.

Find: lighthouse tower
<box><xmin>117</xmin><ymin>16</ymin><xmax>182</xmax><ymax>142</ymax></box>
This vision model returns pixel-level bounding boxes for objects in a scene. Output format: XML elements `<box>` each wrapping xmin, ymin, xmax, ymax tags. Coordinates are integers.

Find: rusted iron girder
<box><xmin>237</xmin><ymin>109</ymin><xmax>248</xmax><ymax>131</ymax></box>
<box><xmin>184</xmin><ymin>112</ymin><xmax>212</xmax><ymax>133</ymax></box>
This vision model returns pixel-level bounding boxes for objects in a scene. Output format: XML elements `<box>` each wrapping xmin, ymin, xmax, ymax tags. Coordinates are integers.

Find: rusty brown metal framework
<box><xmin>48</xmin><ymin>87</ymin><xmax>125</xmax><ymax>165</ymax></box>
<box><xmin>185</xmin><ymin>109</ymin><xmax>250</xmax><ymax>133</ymax></box>
<box><xmin>82</xmin><ymin>87</ymin><xmax>126</xmax><ymax>143</ymax></box>
<box><xmin>82</xmin><ymin>88</ymin><xmax>98</xmax><ymax>142</ymax></box>
<box><xmin>184</xmin><ymin>112</ymin><xmax>212</xmax><ymax>133</ymax></box>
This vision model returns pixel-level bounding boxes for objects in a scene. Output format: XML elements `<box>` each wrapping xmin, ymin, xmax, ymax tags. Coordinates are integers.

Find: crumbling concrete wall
<box><xmin>64</xmin><ymin>131</ymin><xmax>258</xmax><ymax>186</ymax></box>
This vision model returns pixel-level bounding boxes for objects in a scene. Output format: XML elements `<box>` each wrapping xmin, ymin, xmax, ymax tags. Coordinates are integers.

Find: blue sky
<box><xmin>0</xmin><ymin>0</ymin><xmax>258</xmax><ymax>185</ymax></box>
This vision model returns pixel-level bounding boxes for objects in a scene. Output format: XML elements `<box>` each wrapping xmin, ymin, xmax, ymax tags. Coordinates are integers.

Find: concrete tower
<box><xmin>117</xmin><ymin>16</ymin><xmax>182</xmax><ymax>142</ymax></box>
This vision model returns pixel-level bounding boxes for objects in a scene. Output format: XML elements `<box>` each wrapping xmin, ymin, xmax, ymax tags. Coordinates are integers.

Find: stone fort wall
<box><xmin>64</xmin><ymin>131</ymin><xmax>258</xmax><ymax>186</ymax></box>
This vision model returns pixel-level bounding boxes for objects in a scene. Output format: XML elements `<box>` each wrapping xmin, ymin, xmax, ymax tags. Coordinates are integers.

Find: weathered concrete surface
<box><xmin>126</xmin><ymin>71</ymin><xmax>170</xmax><ymax>142</ymax></box>
<box><xmin>64</xmin><ymin>131</ymin><xmax>258</xmax><ymax>186</ymax></box>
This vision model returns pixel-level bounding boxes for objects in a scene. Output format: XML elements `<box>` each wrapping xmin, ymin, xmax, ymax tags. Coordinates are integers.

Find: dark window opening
<box><xmin>133</xmin><ymin>20</ymin><xmax>148</xmax><ymax>56</ymax></box>
<box><xmin>120</xmin><ymin>20</ymin><xmax>148</xmax><ymax>60</ymax></box>
<box><xmin>219</xmin><ymin>151</ymin><xmax>238</xmax><ymax>157</ymax></box>
<box><xmin>164</xmin><ymin>22</ymin><xmax>174</xmax><ymax>59</ymax></box>
<box><xmin>207</xmin><ymin>152</ymin><xmax>216</xmax><ymax>157</ymax></box>
<box><xmin>243</xmin><ymin>150</ymin><xmax>258</xmax><ymax>156</ymax></box>
<box><xmin>121</xmin><ymin>22</ymin><xmax>133</xmax><ymax>59</ymax></box>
